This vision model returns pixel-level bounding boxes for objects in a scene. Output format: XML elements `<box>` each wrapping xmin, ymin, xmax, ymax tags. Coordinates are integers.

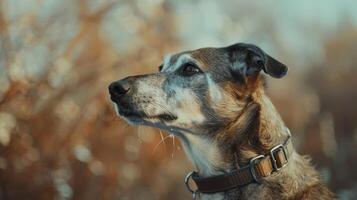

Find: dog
<box><xmin>108</xmin><ymin>43</ymin><xmax>336</xmax><ymax>200</ymax></box>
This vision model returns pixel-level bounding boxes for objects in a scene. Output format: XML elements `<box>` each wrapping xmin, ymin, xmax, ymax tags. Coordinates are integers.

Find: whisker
<box><xmin>137</xmin><ymin>126</ymin><xmax>144</xmax><ymax>144</ymax></box>
<box><xmin>153</xmin><ymin>131</ymin><xmax>170</xmax><ymax>152</ymax></box>
<box><xmin>160</xmin><ymin>130</ymin><xmax>167</xmax><ymax>153</ymax></box>
<box><xmin>170</xmin><ymin>134</ymin><xmax>175</xmax><ymax>158</ymax></box>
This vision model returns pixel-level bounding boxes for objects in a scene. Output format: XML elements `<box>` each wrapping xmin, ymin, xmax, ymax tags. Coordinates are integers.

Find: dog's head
<box><xmin>109</xmin><ymin>43</ymin><xmax>287</xmax><ymax>137</ymax></box>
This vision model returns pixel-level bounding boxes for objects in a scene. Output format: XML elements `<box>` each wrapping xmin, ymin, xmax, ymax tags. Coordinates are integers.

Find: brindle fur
<box><xmin>109</xmin><ymin>43</ymin><xmax>336</xmax><ymax>200</ymax></box>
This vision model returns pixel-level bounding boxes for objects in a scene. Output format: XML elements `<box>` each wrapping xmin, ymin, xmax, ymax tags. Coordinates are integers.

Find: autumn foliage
<box><xmin>0</xmin><ymin>1</ymin><xmax>356</xmax><ymax>199</ymax></box>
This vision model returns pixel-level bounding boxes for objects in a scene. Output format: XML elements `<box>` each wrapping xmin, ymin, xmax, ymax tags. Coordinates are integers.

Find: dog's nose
<box><xmin>108</xmin><ymin>81</ymin><xmax>130</xmax><ymax>100</ymax></box>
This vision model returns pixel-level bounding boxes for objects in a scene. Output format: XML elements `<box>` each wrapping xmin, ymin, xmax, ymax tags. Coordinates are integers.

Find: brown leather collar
<box><xmin>184</xmin><ymin>129</ymin><xmax>293</xmax><ymax>196</ymax></box>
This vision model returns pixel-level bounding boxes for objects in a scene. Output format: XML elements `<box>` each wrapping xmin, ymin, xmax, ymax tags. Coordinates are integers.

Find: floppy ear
<box><xmin>227</xmin><ymin>43</ymin><xmax>288</xmax><ymax>78</ymax></box>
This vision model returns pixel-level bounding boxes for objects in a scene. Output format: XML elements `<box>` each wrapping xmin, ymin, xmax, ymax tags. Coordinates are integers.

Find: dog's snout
<box><xmin>108</xmin><ymin>81</ymin><xmax>130</xmax><ymax>101</ymax></box>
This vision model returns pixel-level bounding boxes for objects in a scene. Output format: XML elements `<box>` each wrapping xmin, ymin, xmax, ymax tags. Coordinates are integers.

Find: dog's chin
<box><xmin>113</xmin><ymin>104</ymin><xmax>177</xmax><ymax>126</ymax></box>
<box><xmin>112</xmin><ymin>104</ymin><xmax>197</xmax><ymax>138</ymax></box>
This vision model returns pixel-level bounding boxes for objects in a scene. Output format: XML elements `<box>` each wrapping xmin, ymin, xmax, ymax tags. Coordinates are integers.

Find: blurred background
<box><xmin>0</xmin><ymin>0</ymin><xmax>356</xmax><ymax>199</ymax></box>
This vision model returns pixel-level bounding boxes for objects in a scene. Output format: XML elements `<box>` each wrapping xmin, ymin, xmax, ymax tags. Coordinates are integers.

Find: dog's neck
<box><xmin>176</xmin><ymin>94</ymin><xmax>304</xmax><ymax>200</ymax></box>
<box><xmin>180</xmin><ymin>94</ymin><xmax>288</xmax><ymax>175</ymax></box>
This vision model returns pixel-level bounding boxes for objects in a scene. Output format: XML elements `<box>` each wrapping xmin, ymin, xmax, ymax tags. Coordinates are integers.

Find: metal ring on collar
<box><xmin>184</xmin><ymin>171</ymin><xmax>197</xmax><ymax>194</ymax></box>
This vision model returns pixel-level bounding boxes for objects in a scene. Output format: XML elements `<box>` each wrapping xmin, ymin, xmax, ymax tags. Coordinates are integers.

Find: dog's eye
<box><xmin>181</xmin><ymin>63</ymin><xmax>201</xmax><ymax>76</ymax></box>
<box><xmin>158</xmin><ymin>64</ymin><xmax>163</xmax><ymax>72</ymax></box>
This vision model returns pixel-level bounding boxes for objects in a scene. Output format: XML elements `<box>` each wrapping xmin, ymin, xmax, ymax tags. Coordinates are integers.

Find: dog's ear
<box><xmin>227</xmin><ymin>43</ymin><xmax>288</xmax><ymax>79</ymax></box>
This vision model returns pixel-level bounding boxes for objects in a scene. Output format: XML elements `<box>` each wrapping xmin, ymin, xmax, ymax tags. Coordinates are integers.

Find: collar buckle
<box><xmin>270</xmin><ymin>144</ymin><xmax>288</xmax><ymax>171</ymax></box>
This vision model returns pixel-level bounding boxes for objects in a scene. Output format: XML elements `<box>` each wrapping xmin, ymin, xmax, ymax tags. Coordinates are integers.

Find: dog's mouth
<box><xmin>118</xmin><ymin>108</ymin><xmax>177</xmax><ymax>122</ymax></box>
<box><xmin>110</xmin><ymin>94</ymin><xmax>177</xmax><ymax>123</ymax></box>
